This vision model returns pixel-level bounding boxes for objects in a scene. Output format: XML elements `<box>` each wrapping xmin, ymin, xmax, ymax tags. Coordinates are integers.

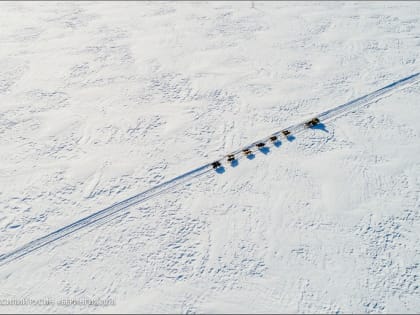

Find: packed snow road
<box><xmin>1</xmin><ymin>72</ymin><xmax>419</xmax><ymax>268</ymax></box>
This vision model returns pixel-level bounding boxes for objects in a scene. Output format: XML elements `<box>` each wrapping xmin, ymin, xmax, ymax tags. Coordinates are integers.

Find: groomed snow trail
<box><xmin>1</xmin><ymin>72</ymin><xmax>419</xmax><ymax>267</ymax></box>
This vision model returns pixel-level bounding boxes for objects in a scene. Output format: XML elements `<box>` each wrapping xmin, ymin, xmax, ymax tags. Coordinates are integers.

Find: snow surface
<box><xmin>0</xmin><ymin>1</ymin><xmax>419</xmax><ymax>313</ymax></box>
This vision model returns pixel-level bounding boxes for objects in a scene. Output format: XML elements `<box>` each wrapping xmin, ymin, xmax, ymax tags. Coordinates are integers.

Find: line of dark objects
<box><xmin>211</xmin><ymin>118</ymin><xmax>320</xmax><ymax>171</ymax></box>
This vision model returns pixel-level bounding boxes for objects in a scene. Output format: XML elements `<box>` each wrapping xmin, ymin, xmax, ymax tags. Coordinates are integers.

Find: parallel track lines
<box><xmin>1</xmin><ymin>72</ymin><xmax>419</xmax><ymax>267</ymax></box>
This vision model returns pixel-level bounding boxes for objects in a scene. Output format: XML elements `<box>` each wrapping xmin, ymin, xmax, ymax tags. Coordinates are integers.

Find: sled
<box><xmin>305</xmin><ymin>117</ymin><xmax>320</xmax><ymax>128</ymax></box>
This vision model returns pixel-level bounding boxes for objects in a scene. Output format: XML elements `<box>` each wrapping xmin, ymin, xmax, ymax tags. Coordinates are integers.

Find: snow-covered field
<box><xmin>0</xmin><ymin>1</ymin><xmax>419</xmax><ymax>313</ymax></box>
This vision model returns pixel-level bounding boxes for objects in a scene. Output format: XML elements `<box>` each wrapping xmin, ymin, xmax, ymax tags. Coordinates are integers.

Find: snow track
<box><xmin>1</xmin><ymin>72</ymin><xmax>419</xmax><ymax>267</ymax></box>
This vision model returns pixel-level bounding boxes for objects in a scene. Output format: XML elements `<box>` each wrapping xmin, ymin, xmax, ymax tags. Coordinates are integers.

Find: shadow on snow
<box><xmin>214</xmin><ymin>121</ymin><xmax>331</xmax><ymax>175</ymax></box>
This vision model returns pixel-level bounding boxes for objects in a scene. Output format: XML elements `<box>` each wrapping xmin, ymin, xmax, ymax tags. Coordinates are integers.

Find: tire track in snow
<box><xmin>1</xmin><ymin>72</ymin><xmax>419</xmax><ymax>267</ymax></box>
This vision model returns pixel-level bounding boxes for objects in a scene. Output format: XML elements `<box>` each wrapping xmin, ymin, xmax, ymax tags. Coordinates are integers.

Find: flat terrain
<box><xmin>0</xmin><ymin>2</ymin><xmax>419</xmax><ymax>313</ymax></box>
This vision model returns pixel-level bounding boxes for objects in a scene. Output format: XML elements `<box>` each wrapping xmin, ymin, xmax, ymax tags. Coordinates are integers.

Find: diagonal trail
<box><xmin>1</xmin><ymin>72</ymin><xmax>419</xmax><ymax>267</ymax></box>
